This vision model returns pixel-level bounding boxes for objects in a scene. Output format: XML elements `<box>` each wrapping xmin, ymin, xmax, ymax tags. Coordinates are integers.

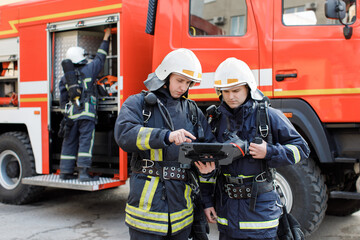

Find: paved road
<box><xmin>0</xmin><ymin>181</ymin><xmax>359</xmax><ymax>240</ymax></box>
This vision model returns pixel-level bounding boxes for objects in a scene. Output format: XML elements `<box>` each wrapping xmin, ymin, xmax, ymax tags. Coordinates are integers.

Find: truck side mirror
<box><xmin>325</xmin><ymin>0</ymin><xmax>346</xmax><ymax>20</ymax></box>
<box><xmin>325</xmin><ymin>0</ymin><xmax>353</xmax><ymax>39</ymax></box>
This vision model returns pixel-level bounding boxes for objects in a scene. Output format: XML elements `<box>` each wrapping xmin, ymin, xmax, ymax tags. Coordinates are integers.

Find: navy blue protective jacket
<box><xmin>114</xmin><ymin>87</ymin><xmax>215</xmax><ymax>236</ymax></box>
<box><xmin>59</xmin><ymin>40</ymin><xmax>109</xmax><ymax>121</ymax></box>
<box><xmin>201</xmin><ymin>98</ymin><xmax>310</xmax><ymax>239</ymax></box>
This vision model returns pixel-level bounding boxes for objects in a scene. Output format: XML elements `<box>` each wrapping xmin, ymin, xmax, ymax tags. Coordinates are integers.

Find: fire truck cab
<box><xmin>0</xmin><ymin>0</ymin><xmax>359</xmax><ymax>237</ymax></box>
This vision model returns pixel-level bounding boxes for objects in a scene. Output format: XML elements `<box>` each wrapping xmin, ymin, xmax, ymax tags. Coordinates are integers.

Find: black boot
<box><xmin>60</xmin><ymin>172</ymin><xmax>77</xmax><ymax>180</ymax></box>
<box><xmin>78</xmin><ymin>168</ymin><xmax>99</xmax><ymax>182</ymax></box>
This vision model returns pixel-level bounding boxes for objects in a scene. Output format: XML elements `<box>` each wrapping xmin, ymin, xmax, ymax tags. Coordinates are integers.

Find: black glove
<box><xmin>277</xmin><ymin>206</ymin><xmax>304</xmax><ymax>240</ymax></box>
<box><xmin>68</xmin><ymin>85</ymin><xmax>82</xmax><ymax>101</ymax></box>
<box><xmin>58</xmin><ymin>117</ymin><xmax>74</xmax><ymax>139</ymax></box>
<box><xmin>189</xmin><ymin>197</ymin><xmax>209</xmax><ymax>240</ymax></box>
<box><xmin>58</xmin><ymin>118</ymin><xmax>66</xmax><ymax>138</ymax></box>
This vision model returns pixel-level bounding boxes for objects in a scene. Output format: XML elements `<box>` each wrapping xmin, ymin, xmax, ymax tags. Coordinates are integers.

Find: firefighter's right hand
<box><xmin>204</xmin><ymin>207</ymin><xmax>218</xmax><ymax>224</ymax></box>
<box><xmin>168</xmin><ymin>129</ymin><xmax>196</xmax><ymax>145</ymax></box>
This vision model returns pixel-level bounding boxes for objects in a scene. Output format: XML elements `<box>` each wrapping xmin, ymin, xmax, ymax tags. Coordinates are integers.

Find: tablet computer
<box><xmin>178</xmin><ymin>142</ymin><xmax>242</xmax><ymax>166</ymax></box>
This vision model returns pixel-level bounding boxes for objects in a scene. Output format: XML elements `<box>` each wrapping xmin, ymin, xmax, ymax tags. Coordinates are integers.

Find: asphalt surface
<box><xmin>0</xmin><ymin>181</ymin><xmax>359</xmax><ymax>240</ymax></box>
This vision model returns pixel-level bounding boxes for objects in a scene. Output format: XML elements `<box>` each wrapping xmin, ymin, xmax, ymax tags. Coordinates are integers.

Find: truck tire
<box><xmin>275</xmin><ymin>158</ymin><xmax>327</xmax><ymax>237</ymax></box>
<box><xmin>0</xmin><ymin>132</ymin><xmax>43</xmax><ymax>204</ymax></box>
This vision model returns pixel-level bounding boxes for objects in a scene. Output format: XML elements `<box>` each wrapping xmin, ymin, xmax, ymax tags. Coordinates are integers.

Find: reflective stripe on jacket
<box><xmin>201</xmin><ymin>98</ymin><xmax>310</xmax><ymax>239</ymax></box>
<box><xmin>114</xmin><ymin>87</ymin><xmax>215</xmax><ymax>235</ymax></box>
<box><xmin>59</xmin><ymin>40</ymin><xmax>109</xmax><ymax>121</ymax></box>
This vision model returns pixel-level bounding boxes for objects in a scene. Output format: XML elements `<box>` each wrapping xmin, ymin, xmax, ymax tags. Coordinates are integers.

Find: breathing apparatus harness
<box><xmin>58</xmin><ymin>59</ymin><xmax>98</xmax><ymax>138</ymax></box>
<box><xmin>62</xmin><ymin>59</ymin><xmax>98</xmax><ymax>114</ymax></box>
<box><xmin>130</xmin><ymin>90</ymin><xmax>205</xmax><ymax>180</ymax></box>
<box><xmin>62</xmin><ymin>59</ymin><xmax>82</xmax><ymax>108</ymax></box>
<box><xmin>141</xmin><ymin>90</ymin><xmax>210</xmax><ymax>240</ymax></box>
<box><xmin>206</xmin><ymin>95</ymin><xmax>275</xmax><ymax>211</ymax></box>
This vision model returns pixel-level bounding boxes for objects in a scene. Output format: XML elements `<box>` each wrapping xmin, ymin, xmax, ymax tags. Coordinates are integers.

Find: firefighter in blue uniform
<box><xmin>59</xmin><ymin>28</ymin><xmax>111</xmax><ymax>181</ymax></box>
<box><xmin>114</xmin><ymin>48</ymin><xmax>216</xmax><ymax>239</ymax></box>
<box><xmin>198</xmin><ymin>58</ymin><xmax>310</xmax><ymax>240</ymax></box>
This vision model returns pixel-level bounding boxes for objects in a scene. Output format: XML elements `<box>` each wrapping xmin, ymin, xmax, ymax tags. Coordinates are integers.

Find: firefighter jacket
<box><xmin>59</xmin><ymin>40</ymin><xmax>109</xmax><ymax>122</ymax></box>
<box><xmin>201</xmin><ymin>98</ymin><xmax>310</xmax><ymax>239</ymax></box>
<box><xmin>114</xmin><ymin>87</ymin><xmax>215</xmax><ymax>236</ymax></box>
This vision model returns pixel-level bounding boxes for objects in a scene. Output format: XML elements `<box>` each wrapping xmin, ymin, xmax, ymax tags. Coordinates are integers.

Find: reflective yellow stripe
<box><xmin>126</xmin><ymin>203</ymin><xmax>167</xmax><ymax>221</ymax></box>
<box><xmin>68</xmin><ymin>111</ymin><xmax>95</xmax><ymax>119</ymax></box>
<box><xmin>223</xmin><ymin>173</ymin><xmax>254</xmax><ymax>178</ymax></box>
<box><xmin>139</xmin><ymin>176</ymin><xmax>159</xmax><ymax>211</ymax></box>
<box><xmin>217</xmin><ymin>217</ymin><xmax>228</xmax><ymax>226</ymax></box>
<box><xmin>285</xmin><ymin>144</ymin><xmax>301</xmax><ymax>163</ymax></box>
<box><xmin>227</xmin><ymin>78</ymin><xmax>238</xmax><ymax>84</ymax></box>
<box><xmin>185</xmin><ymin>184</ymin><xmax>192</xmax><ymax>210</ymax></box>
<box><xmin>170</xmin><ymin>204</ymin><xmax>193</xmax><ymax>222</ymax></box>
<box><xmin>60</xmin><ymin>155</ymin><xmax>76</xmax><ymax>160</ymax></box>
<box><xmin>274</xmin><ymin>88</ymin><xmax>360</xmax><ymax>97</ymax></box>
<box><xmin>182</xmin><ymin>69</ymin><xmax>194</xmax><ymax>77</ymax></box>
<box><xmin>171</xmin><ymin>214</ymin><xmax>193</xmax><ymax>234</ymax></box>
<box><xmin>169</xmin><ymin>185</ymin><xmax>193</xmax><ymax>233</ymax></box>
<box><xmin>199</xmin><ymin>176</ymin><xmax>216</xmax><ymax>184</ymax></box>
<box><xmin>78</xmin><ymin>152</ymin><xmax>91</xmax><ymax>157</ymax></box>
<box><xmin>89</xmin><ymin>129</ymin><xmax>95</xmax><ymax>155</ymax></box>
<box><xmin>78</xmin><ymin>129</ymin><xmax>95</xmax><ymax>157</ymax></box>
<box><xmin>125</xmin><ymin>213</ymin><xmax>168</xmax><ymax>234</ymax></box>
<box><xmin>68</xmin><ymin>102</ymin><xmax>95</xmax><ymax>119</ymax></box>
<box><xmin>83</xmin><ymin>78</ymin><xmax>91</xmax><ymax>90</ymax></box>
<box><xmin>170</xmin><ymin>184</ymin><xmax>193</xmax><ymax>222</ymax></box>
<box><xmin>136</xmin><ymin>127</ymin><xmax>153</xmax><ymax>150</ymax></box>
<box><xmin>97</xmin><ymin>49</ymin><xmax>108</xmax><ymax>55</ymax></box>
<box><xmin>239</xmin><ymin>218</ymin><xmax>279</xmax><ymax>229</ymax></box>
<box><xmin>150</xmin><ymin>149</ymin><xmax>162</xmax><ymax>161</ymax></box>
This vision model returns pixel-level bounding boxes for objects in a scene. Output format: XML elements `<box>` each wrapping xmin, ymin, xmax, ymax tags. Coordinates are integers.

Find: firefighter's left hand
<box><xmin>104</xmin><ymin>28</ymin><xmax>111</xmax><ymax>40</ymax></box>
<box><xmin>194</xmin><ymin>161</ymin><xmax>215</xmax><ymax>174</ymax></box>
<box><xmin>249</xmin><ymin>140</ymin><xmax>267</xmax><ymax>159</ymax></box>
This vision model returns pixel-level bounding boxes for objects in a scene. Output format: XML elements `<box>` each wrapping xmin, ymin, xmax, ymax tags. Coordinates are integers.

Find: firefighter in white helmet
<box><xmin>114</xmin><ymin>48</ymin><xmax>215</xmax><ymax>239</ymax></box>
<box><xmin>58</xmin><ymin>28</ymin><xmax>111</xmax><ymax>181</ymax></box>
<box><xmin>66</xmin><ymin>46</ymin><xmax>87</xmax><ymax>64</ymax></box>
<box><xmin>197</xmin><ymin>58</ymin><xmax>310</xmax><ymax>239</ymax></box>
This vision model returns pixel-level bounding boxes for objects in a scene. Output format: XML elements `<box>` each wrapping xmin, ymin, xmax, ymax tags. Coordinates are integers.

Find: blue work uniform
<box><xmin>201</xmin><ymin>98</ymin><xmax>310</xmax><ymax>239</ymax></box>
<box><xmin>59</xmin><ymin>40</ymin><xmax>109</xmax><ymax>173</ymax></box>
<box><xmin>114</xmin><ymin>87</ymin><xmax>215</xmax><ymax>237</ymax></box>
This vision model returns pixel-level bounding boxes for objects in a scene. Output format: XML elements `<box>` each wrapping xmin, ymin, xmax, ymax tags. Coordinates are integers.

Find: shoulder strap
<box><xmin>141</xmin><ymin>90</ymin><xmax>154</xmax><ymax>126</ymax></box>
<box><xmin>206</xmin><ymin>104</ymin><xmax>222</xmax><ymax>136</ymax></box>
<box><xmin>187</xmin><ymin>99</ymin><xmax>198</xmax><ymax>126</ymax></box>
<box><xmin>187</xmin><ymin>99</ymin><xmax>205</xmax><ymax>142</ymax></box>
<box><xmin>256</xmin><ymin>99</ymin><xmax>272</xmax><ymax>144</ymax></box>
<box><xmin>255</xmin><ymin>98</ymin><xmax>275</xmax><ymax>182</ymax></box>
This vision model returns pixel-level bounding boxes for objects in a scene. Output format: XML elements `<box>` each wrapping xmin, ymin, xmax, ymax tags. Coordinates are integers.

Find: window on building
<box><xmin>230</xmin><ymin>15</ymin><xmax>246</xmax><ymax>35</ymax></box>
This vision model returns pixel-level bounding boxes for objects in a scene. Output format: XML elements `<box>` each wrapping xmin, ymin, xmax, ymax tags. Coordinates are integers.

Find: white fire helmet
<box><xmin>214</xmin><ymin>57</ymin><xmax>263</xmax><ymax>100</ymax></box>
<box><xmin>155</xmin><ymin>48</ymin><xmax>202</xmax><ymax>87</ymax></box>
<box><xmin>66</xmin><ymin>46</ymin><xmax>86</xmax><ymax>64</ymax></box>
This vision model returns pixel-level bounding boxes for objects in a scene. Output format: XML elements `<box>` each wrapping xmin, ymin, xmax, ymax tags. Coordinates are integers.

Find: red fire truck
<box><xmin>0</xmin><ymin>0</ymin><xmax>359</xmax><ymax>236</ymax></box>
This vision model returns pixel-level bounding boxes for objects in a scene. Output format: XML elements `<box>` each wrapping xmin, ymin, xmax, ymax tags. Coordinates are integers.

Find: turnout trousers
<box><xmin>60</xmin><ymin>119</ymin><xmax>95</xmax><ymax>173</ymax></box>
<box><xmin>129</xmin><ymin>226</ymin><xmax>191</xmax><ymax>240</ymax></box>
<box><xmin>219</xmin><ymin>232</ymin><xmax>276</xmax><ymax>240</ymax></box>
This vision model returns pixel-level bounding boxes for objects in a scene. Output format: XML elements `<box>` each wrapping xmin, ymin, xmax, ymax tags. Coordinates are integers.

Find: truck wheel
<box><xmin>0</xmin><ymin>132</ymin><xmax>43</xmax><ymax>204</ymax></box>
<box><xmin>275</xmin><ymin>158</ymin><xmax>327</xmax><ymax>236</ymax></box>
